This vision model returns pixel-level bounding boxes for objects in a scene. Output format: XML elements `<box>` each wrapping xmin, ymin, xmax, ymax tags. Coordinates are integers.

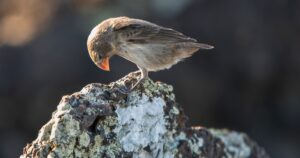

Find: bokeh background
<box><xmin>1</xmin><ymin>0</ymin><xmax>300</xmax><ymax>157</ymax></box>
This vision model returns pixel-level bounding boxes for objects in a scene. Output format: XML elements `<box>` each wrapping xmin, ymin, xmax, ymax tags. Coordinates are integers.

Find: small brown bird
<box><xmin>87</xmin><ymin>16</ymin><xmax>213</xmax><ymax>93</ymax></box>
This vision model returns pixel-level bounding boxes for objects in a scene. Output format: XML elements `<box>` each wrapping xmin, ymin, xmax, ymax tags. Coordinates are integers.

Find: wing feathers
<box><xmin>113</xmin><ymin>18</ymin><xmax>213</xmax><ymax>49</ymax></box>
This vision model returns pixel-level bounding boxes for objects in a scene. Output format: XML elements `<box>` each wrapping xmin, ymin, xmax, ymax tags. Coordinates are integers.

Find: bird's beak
<box><xmin>97</xmin><ymin>57</ymin><xmax>110</xmax><ymax>71</ymax></box>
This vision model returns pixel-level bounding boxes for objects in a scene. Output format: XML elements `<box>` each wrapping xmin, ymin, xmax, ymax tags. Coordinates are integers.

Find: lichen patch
<box><xmin>114</xmin><ymin>92</ymin><xmax>167</xmax><ymax>155</ymax></box>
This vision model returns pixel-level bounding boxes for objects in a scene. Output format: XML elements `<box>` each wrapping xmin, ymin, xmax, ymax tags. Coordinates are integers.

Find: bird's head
<box><xmin>87</xmin><ymin>24</ymin><xmax>113</xmax><ymax>71</ymax></box>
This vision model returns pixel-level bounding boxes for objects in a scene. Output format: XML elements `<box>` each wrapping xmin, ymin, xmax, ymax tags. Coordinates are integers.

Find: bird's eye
<box><xmin>97</xmin><ymin>53</ymin><xmax>103</xmax><ymax>60</ymax></box>
<box><xmin>91</xmin><ymin>52</ymin><xmax>101</xmax><ymax>62</ymax></box>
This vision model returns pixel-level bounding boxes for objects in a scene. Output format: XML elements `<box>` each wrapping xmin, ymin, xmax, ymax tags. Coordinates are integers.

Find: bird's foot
<box><xmin>115</xmin><ymin>78</ymin><xmax>146</xmax><ymax>94</ymax></box>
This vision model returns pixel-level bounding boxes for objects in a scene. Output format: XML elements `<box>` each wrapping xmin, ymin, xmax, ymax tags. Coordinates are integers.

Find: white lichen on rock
<box><xmin>114</xmin><ymin>92</ymin><xmax>166</xmax><ymax>154</ymax></box>
<box><xmin>188</xmin><ymin>135</ymin><xmax>204</xmax><ymax>155</ymax></box>
<box><xmin>79</xmin><ymin>132</ymin><xmax>90</xmax><ymax>147</ymax></box>
<box><xmin>210</xmin><ymin>129</ymin><xmax>251</xmax><ymax>158</ymax></box>
<box><xmin>21</xmin><ymin>72</ymin><xmax>269</xmax><ymax>158</ymax></box>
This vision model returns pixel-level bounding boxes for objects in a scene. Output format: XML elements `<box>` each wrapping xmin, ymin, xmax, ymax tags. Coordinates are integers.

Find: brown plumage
<box><xmin>87</xmin><ymin>16</ymin><xmax>213</xmax><ymax>93</ymax></box>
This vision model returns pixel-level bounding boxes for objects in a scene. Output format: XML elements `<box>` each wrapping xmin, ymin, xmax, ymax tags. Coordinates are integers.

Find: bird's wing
<box><xmin>113</xmin><ymin>19</ymin><xmax>202</xmax><ymax>45</ymax></box>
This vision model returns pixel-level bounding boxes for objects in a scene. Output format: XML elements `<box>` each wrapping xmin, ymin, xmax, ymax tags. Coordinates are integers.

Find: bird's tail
<box><xmin>194</xmin><ymin>43</ymin><xmax>214</xmax><ymax>49</ymax></box>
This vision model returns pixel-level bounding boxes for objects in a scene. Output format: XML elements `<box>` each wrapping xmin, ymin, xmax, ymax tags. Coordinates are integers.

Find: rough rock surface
<box><xmin>21</xmin><ymin>72</ymin><xmax>269</xmax><ymax>158</ymax></box>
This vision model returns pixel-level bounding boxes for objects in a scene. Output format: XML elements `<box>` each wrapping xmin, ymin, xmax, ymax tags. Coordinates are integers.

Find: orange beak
<box><xmin>97</xmin><ymin>57</ymin><xmax>110</xmax><ymax>71</ymax></box>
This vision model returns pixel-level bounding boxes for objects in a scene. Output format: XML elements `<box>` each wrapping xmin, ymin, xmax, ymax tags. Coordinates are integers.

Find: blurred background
<box><xmin>0</xmin><ymin>0</ymin><xmax>299</xmax><ymax>157</ymax></box>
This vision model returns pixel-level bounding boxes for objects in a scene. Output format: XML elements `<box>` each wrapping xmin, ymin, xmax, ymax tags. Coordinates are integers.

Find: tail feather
<box><xmin>191</xmin><ymin>42</ymin><xmax>214</xmax><ymax>49</ymax></box>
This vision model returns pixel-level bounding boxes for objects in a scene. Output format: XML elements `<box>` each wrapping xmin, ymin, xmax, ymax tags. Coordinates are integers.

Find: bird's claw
<box><xmin>115</xmin><ymin>78</ymin><xmax>146</xmax><ymax>94</ymax></box>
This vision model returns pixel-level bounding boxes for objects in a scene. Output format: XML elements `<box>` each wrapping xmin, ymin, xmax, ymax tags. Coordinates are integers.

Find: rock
<box><xmin>21</xmin><ymin>71</ymin><xmax>269</xmax><ymax>158</ymax></box>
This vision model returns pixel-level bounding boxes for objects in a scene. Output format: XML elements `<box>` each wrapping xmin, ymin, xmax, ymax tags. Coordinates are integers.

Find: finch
<box><xmin>87</xmin><ymin>16</ymin><xmax>213</xmax><ymax>93</ymax></box>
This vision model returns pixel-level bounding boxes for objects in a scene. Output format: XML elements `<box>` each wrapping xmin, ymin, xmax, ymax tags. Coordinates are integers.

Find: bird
<box><xmin>87</xmin><ymin>16</ymin><xmax>213</xmax><ymax>93</ymax></box>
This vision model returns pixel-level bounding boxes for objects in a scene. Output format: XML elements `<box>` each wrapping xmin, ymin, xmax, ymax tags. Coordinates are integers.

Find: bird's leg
<box><xmin>131</xmin><ymin>66</ymin><xmax>148</xmax><ymax>89</ymax></box>
<box><xmin>118</xmin><ymin>66</ymin><xmax>148</xmax><ymax>94</ymax></box>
